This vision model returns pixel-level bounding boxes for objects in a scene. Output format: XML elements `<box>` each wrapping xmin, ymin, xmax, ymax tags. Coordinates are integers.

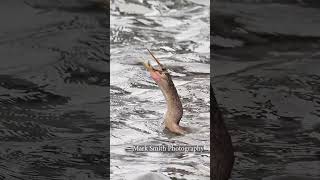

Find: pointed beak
<box><xmin>143</xmin><ymin>49</ymin><xmax>167</xmax><ymax>82</ymax></box>
<box><xmin>146</xmin><ymin>48</ymin><xmax>163</xmax><ymax>71</ymax></box>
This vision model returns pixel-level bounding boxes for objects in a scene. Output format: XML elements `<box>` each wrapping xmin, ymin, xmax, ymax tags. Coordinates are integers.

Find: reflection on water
<box><xmin>0</xmin><ymin>0</ymin><xmax>109</xmax><ymax>179</ymax></box>
<box><xmin>213</xmin><ymin>0</ymin><xmax>320</xmax><ymax>179</ymax></box>
<box><xmin>0</xmin><ymin>0</ymin><xmax>318</xmax><ymax>179</ymax></box>
<box><xmin>110</xmin><ymin>0</ymin><xmax>210</xmax><ymax>179</ymax></box>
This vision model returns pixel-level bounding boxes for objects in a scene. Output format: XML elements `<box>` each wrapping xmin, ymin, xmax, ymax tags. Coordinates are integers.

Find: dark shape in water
<box><xmin>211</xmin><ymin>85</ymin><xmax>235</xmax><ymax>180</ymax></box>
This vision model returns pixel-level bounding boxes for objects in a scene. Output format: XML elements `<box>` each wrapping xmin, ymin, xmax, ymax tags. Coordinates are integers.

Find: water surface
<box><xmin>213</xmin><ymin>1</ymin><xmax>320</xmax><ymax>179</ymax></box>
<box><xmin>0</xmin><ymin>0</ymin><xmax>109</xmax><ymax>179</ymax></box>
<box><xmin>110</xmin><ymin>0</ymin><xmax>210</xmax><ymax>179</ymax></box>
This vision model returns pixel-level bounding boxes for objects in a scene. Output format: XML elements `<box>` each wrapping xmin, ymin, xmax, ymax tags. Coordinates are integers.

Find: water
<box><xmin>1</xmin><ymin>0</ymin><xmax>319</xmax><ymax>180</ymax></box>
<box><xmin>110</xmin><ymin>0</ymin><xmax>210</xmax><ymax>179</ymax></box>
<box><xmin>213</xmin><ymin>0</ymin><xmax>320</xmax><ymax>179</ymax></box>
<box><xmin>0</xmin><ymin>0</ymin><xmax>109</xmax><ymax>179</ymax></box>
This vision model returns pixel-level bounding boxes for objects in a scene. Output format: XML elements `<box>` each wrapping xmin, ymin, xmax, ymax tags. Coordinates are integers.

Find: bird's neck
<box><xmin>159</xmin><ymin>80</ymin><xmax>183</xmax><ymax>125</ymax></box>
<box><xmin>164</xmin><ymin>85</ymin><xmax>182</xmax><ymax>110</ymax></box>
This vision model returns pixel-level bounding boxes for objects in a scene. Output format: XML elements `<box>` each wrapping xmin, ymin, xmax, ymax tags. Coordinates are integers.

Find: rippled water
<box><xmin>1</xmin><ymin>0</ymin><xmax>319</xmax><ymax>180</ymax></box>
<box><xmin>110</xmin><ymin>0</ymin><xmax>210</xmax><ymax>179</ymax></box>
<box><xmin>0</xmin><ymin>0</ymin><xmax>109</xmax><ymax>179</ymax></box>
<box><xmin>213</xmin><ymin>0</ymin><xmax>320</xmax><ymax>179</ymax></box>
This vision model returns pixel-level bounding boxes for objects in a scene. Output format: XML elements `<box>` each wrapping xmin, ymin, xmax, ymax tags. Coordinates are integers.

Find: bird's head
<box><xmin>143</xmin><ymin>49</ymin><xmax>172</xmax><ymax>87</ymax></box>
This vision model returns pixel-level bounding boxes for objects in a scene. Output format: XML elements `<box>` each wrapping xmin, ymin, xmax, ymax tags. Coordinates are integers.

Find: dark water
<box><xmin>213</xmin><ymin>0</ymin><xmax>320</xmax><ymax>179</ymax></box>
<box><xmin>0</xmin><ymin>0</ymin><xmax>319</xmax><ymax>180</ymax></box>
<box><xmin>0</xmin><ymin>0</ymin><xmax>109</xmax><ymax>179</ymax></box>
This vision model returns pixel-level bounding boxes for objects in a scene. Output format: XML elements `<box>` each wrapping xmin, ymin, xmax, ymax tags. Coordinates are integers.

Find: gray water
<box><xmin>0</xmin><ymin>0</ymin><xmax>319</xmax><ymax>180</ymax></box>
<box><xmin>0</xmin><ymin>0</ymin><xmax>109</xmax><ymax>179</ymax></box>
<box><xmin>110</xmin><ymin>0</ymin><xmax>210</xmax><ymax>179</ymax></box>
<box><xmin>213</xmin><ymin>0</ymin><xmax>320</xmax><ymax>179</ymax></box>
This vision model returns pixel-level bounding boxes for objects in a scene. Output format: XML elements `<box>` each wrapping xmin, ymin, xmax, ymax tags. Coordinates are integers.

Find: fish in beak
<box><xmin>143</xmin><ymin>49</ymin><xmax>168</xmax><ymax>83</ymax></box>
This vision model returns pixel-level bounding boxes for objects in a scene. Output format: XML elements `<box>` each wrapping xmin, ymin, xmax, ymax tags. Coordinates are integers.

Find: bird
<box><xmin>143</xmin><ymin>49</ymin><xmax>185</xmax><ymax>135</ymax></box>
<box><xmin>143</xmin><ymin>49</ymin><xmax>235</xmax><ymax>179</ymax></box>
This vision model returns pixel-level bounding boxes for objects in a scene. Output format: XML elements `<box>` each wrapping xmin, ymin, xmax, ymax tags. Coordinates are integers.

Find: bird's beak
<box><xmin>146</xmin><ymin>49</ymin><xmax>163</xmax><ymax>71</ymax></box>
<box><xmin>142</xmin><ymin>49</ymin><xmax>167</xmax><ymax>82</ymax></box>
<box><xmin>142</xmin><ymin>48</ymin><xmax>167</xmax><ymax>74</ymax></box>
